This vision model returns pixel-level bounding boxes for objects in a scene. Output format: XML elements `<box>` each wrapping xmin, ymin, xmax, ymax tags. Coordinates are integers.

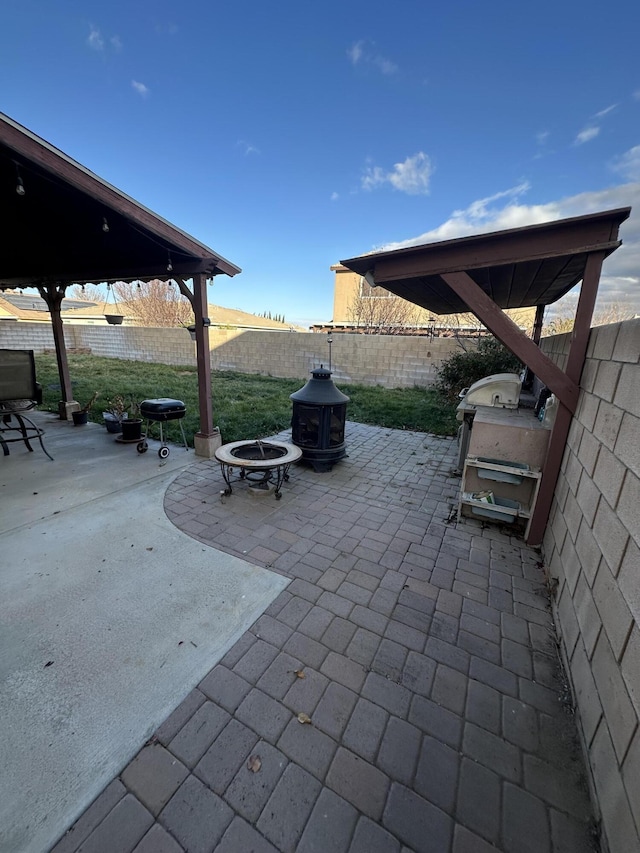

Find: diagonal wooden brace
<box><xmin>440</xmin><ymin>271</ymin><xmax>579</xmax><ymax>413</ymax></box>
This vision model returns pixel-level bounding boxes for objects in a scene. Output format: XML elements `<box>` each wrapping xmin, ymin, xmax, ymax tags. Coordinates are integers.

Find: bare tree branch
<box><xmin>347</xmin><ymin>283</ymin><xmax>422</xmax><ymax>334</ymax></box>
<box><xmin>113</xmin><ymin>279</ymin><xmax>194</xmax><ymax>327</ymax></box>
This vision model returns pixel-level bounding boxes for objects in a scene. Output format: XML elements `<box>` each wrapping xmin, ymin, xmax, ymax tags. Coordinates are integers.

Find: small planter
<box><xmin>72</xmin><ymin>411</ymin><xmax>89</xmax><ymax>426</ymax></box>
<box><xmin>106</xmin><ymin>314</ymin><xmax>124</xmax><ymax>325</ymax></box>
<box><xmin>103</xmin><ymin>413</ymin><xmax>123</xmax><ymax>434</ymax></box>
<box><xmin>120</xmin><ymin>418</ymin><xmax>143</xmax><ymax>441</ymax></box>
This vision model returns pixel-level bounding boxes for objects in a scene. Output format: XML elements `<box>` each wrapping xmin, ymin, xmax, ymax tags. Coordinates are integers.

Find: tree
<box><xmin>436</xmin><ymin>337</ymin><xmax>523</xmax><ymax>401</ymax></box>
<box><xmin>543</xmin><ymin>303</ymin><xmax>636</xmax><ymax>337</ymax></box>
<box><xmin>347</xmin><ymin>285</ymin><xmax>422</xmax><ymax>334</ymax></box>
<box><xmin>68</xmin><ymin>283</ymin><xmax>103</xmax><ymax>302</ymax></box>
<box><xmin>113</xmin><ymin>280</ymin><xmax>194</xmax><ymax>327</ymax></box>
<box><xmin>68</xmin><ymin>280</ymin><xmax>194</xmax><ymax>326</ymax></box>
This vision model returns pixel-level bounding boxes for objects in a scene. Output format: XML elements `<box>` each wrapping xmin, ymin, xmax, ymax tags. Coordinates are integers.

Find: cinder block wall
<box><xmin>205</xmin><ymin>329</ymin><xmax>460</xmax><ymax>387</ymax></box>
<box><xmin>0</xmin><ymin>323</ymin><xmax>463</xmax><ymax>389</ymax></box>
<box><xmin>541</xmin><ymin>319</ymin><xmax>640</xmax><ymax>852</ymax></box>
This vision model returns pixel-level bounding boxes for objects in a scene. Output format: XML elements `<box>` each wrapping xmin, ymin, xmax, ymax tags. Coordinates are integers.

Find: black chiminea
<box><xmin>290</xmin><ymin>365</ymin><xmax>350</xmax><ymax>472</ymax></box>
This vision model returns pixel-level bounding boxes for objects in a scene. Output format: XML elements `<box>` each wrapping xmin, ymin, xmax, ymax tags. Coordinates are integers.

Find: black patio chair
<box><xmin>0</xmin><ymin>349</ymin><xmax>53</xmax><ymax>460</ymax></box>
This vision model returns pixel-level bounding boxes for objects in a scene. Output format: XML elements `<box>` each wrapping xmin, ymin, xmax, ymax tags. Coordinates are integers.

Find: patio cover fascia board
<box><xmin>341</xmin><ymin>209</ymin><xmax>627</xmax><ymax>297</ymax></box>
<box><xmin>0</xmin><ymin>112</ymin><xmax>241</xmax><ymax>285</ymax></box>
<box><xmin>340</xmin><ymin>207</ymin><xmax>631</xmax><ymax>546</ymax></box>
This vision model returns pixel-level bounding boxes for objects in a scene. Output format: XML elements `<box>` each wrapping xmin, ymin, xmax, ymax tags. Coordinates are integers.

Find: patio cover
<box><xmin>341</xmin><ymin>207</ymin><xmax>631</xmax><ymax>544</ymax></box>
<box><xmin>0</xmin><ymin>112</ymin><xmax>241</xmax><ymax>450</ymax></box>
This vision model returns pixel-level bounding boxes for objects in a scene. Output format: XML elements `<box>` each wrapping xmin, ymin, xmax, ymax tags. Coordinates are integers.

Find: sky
<box><xmin>2</xmin><ymin>0</ymin><xmax>640</xmax><ymax>328</ymax></box>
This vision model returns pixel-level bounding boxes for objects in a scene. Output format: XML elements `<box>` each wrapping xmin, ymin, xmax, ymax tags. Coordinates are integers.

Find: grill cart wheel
<box><xmin>158</xmin><ymin>446</ymin><xmax>170</xmax><ymax>459</ymax></box>
<box><xmin>137</xmin><ymin>441</ymin><xmax>148</xmax><ymax>454</ymax></box>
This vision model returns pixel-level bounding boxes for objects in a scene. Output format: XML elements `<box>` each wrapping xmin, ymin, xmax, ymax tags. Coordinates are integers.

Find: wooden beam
<box><xmin>526</xmin><ymin>252</ymin><xmax>606</xmax><ymax>545</ymax></box>
<box><xmin>341</xmin><ymin>207</ymin><xmax>630</xmax><ymax>282</ymax></box>
<box><xmin>565</xmin><ymin>252</ymin><xmax>605</xmax><ymax>383</ymax></box>
<box><xmin>526</xmin><ymin>405</ymin><xmax>572</xmax><ymax>545</ymax></box>
<box><xmin>532</xmin><ymin>304</ymin><xmax>545</xmax><ymax>346</ymax></box>
<box><xmin>0</xmin><ymin>117</ymin><xmax>241</xmax><ymax>277</ymax></box>
<box><xmin>192</xmin><ymin>273</ymin><xmax>215</xmax><ymax>438</ymax></box>
<box><xmin>38</xmin><ymin>284</ymin><xmax>74</xmax><ymax>413</ymax></box>
<box><xmin>441</xmin><ymin>272</ymin><xmax>579</xmax><ymax>413</ymax></box>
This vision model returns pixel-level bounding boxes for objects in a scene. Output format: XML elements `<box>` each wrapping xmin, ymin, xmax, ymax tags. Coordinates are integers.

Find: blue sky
<box><xmin>2</xmin><ymin>0</ymin><xmax>639</xmax><ymax>327</ymax></box>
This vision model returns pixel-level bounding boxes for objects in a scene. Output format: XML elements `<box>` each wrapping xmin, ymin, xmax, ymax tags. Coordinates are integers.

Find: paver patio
<box><xmin>52</xmin><ymin>423</ymin><xmax>597</xmax><ymax>853</ymax></box>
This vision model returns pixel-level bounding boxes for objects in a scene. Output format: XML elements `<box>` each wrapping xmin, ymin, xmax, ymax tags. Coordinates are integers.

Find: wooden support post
<box><xmin>532</xmin><ymin>304</ymin><xmax>545</xmax><ymax>346</ymax></box>
<box><xmin>39</xmin><ymin>284</ymin><xmax>77</xmax><ymax>418</ymax></box>
<box><xmin>526</xmin><ymin>251</ymin><xmax>606</xmax><ymax>545</ymax></box>
<box><xmin>192</xmin><ymin>273</ymin><xmax>220</xmax><ymax>457</ymax></box>
<box><xmin>523</xmin><ymin>304</ymin><xmax>545</xmax><ymax>390</ymax></box>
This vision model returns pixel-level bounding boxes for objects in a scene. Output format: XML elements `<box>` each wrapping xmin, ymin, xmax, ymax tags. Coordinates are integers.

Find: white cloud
<box><xmin>374</xmin><ymin>56</ymin><xmax>398</xmax><ymax>75</ymax></box>
<box><xmin>331</xmin><ymin>192</ymin><xmax>339</xmax><ymax>201</ymax></box>
<box><xmin>110</xmin><ymin>35</ymin><xmax>123</xmax><ymax>51</ymax></box>
<box><xmin>87</xmin><ymin>26</ymin><xmax>104</xmax><ymax>51</ymax></box>
<box><xmin>347</xmin><ymin>39</ymin><xmax>397</xmax><ymax>75</ymax></box>
<box><xmin>347</xmin><ymin>41</ymin><xmax>364</xmax><ymax>65</ymax></box>
<box><xmin>362</xmin><ymin>152</ymin><xmax>433</xmax><ymax>195</ymax></box>
<box><xmin>237</xmin><ymin>140</ymin><xmax>260</xmax><ymax>156</ymax></box>
<box><xmin>536</xmin><ymin>131</ymin><xmax>549</xmax><ymax>146</ymax></box>
<box><xmin>131</xmin><ymin>80</ymin><xmax>149</xmax><ymax>97</ymax></box>
<box><xmin>595</xmin><ymin>104</ymin><xmax>617</xmax><ymax>119</ymax></box>
<box><xmin>574</xmin><ymin>126</ymin><xmax>600</xmax><ymax>145</ymax></box>
<box><xmin>376</xmin><ymin>180</ymin><xmax>640</xmax><ymax>311</ymax></box>
<box><xmin>610</xmin><ymin>145</ymin><xmax>640</xmax><ymax>181</ymax></box>
<box><xmin>634</xmin><ymin>90</ymin><xmax>640</xmax><ymax>101</ymax></box>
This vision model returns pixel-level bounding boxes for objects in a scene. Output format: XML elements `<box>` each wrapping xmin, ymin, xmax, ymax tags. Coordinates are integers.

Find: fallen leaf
<box><xmin>297</xmin><ymin>712</ymin><xmax>312</xmax><ymax>725</ymax></box>
<box><xmin>178</xmin><ymin>641</ymin><xmax>184</xmax><ymax>646</ymax></box>
<box><xmin>146</xmin><ymin>547</ymin><xmax>153</xmax><ymax>551</ymax></box>
<box><xmin>293</xmin><ymin>669</ymin><xmax>305</xmax><ymax>679</ymax></box>
<box><xmin>44</xmin><ymin>660</ymin><xmax>54</xmax><ymax>668</ymax></box>
<box><xmin>247</xmin><ymin>754</ymin><xmax>262</xmax><ymax>773</ymax></box>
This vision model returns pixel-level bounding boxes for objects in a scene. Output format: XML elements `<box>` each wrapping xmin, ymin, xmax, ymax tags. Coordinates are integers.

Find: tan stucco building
<box><xmin>328</xmin><ymin>263</ymin><xmax>536</xmax><ymax>333</ymax></box>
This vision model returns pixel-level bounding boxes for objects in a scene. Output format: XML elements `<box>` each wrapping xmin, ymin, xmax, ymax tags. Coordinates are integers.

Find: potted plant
<box><xmin>72</xmin><ymin>391</ymin><xmax>98</xmax><ymax>426</ymax></box>
<box><xmin>105</xmin><ymin>397</ymin><xmax>143</xmax><ymax>441</ymax></box>
<box><xmin>103</xmin><ymin>395</ymin><xmax>128</xmax><ymax>434</ymax></box>
<box><xmin>121</xmin><ymin>400</ymin><xmax>143</xmax><ymax>441</ymax></box>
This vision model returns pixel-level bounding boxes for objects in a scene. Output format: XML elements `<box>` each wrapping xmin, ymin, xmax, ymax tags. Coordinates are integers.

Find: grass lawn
<box><xmin>34</xmin><ymin>354</ymin><xmax>458</xmax><ymax>444</ymax></box>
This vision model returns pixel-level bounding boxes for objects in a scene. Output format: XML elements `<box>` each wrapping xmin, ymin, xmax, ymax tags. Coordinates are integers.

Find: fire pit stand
<box><xmin>214</xmin><ymin>440</ymin><xmax>302</xmax><ymax>500</ymax></box>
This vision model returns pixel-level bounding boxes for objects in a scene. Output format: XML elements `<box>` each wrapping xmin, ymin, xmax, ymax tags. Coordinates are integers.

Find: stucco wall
<box><xmin>0</xmin><ymin>322</ymin><xmax>463</xmax><ymax>389</ymax></box>
<box><xmin>541</xmin><ymin>319</ymin><xmax>640</xmax><ymax>852</ymax></box>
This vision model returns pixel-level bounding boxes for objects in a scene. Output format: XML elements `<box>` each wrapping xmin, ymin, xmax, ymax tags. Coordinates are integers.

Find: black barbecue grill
<box><xmin>137</xmin><ymin>398</ymin><xmax>188</xmax><ymax>458</ymax></box>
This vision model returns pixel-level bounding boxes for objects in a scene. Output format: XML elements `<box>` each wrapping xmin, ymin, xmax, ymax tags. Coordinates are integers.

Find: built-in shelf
<box><xmin>458</xmin><ymin>456</ymin><xmax>542</xmax><ymax>537</ymax></box>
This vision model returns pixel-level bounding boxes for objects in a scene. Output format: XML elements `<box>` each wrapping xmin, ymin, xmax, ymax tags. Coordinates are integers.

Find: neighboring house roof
<box><xmin>0</xmin><ymin>290</ymin><xmax>303</xmax><ymax>331</ymax></box>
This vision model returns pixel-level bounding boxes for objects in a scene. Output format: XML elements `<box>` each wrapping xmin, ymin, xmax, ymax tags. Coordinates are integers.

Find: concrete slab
<box><xmin>0</xmin><ymin>413</ymin><xmax>289</xmax><ymax>853</ymax></box>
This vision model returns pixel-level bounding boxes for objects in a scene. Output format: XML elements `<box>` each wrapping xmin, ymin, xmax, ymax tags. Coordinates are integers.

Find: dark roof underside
<box><xmin>0</xmin><ymin>113</ymin><xmax>241</xmax><ymax>289</ymax></box>
<box><xmin>341</xmin><ymin>208</ymin><xmax>630</xmax><ymax>315</ymax></box>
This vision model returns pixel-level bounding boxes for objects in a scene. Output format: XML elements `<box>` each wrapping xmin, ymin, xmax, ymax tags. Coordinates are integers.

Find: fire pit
<box><xmin>215</xmin><ymin>439</ymin><xmax>302</xmax><ymax>499</ymax></box>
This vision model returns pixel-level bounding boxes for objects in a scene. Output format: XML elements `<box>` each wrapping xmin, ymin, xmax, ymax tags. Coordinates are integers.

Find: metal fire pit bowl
<box><xmin>215</xmin><ymin>439</ymin><xmax>302</xmax><ymax>499</ymax></box>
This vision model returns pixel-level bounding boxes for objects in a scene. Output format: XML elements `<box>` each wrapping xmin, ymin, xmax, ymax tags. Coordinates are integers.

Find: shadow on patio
<box><xmin>50</xmin><ymin>421</ymin><xmax>596</xmax><ymax>853</ymax></box>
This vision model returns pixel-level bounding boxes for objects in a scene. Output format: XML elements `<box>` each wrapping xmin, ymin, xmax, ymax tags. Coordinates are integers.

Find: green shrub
<box><xmin>436</xmin><ymin>337</ymin><xmax>522</xmax><ymax>401</ymax></box>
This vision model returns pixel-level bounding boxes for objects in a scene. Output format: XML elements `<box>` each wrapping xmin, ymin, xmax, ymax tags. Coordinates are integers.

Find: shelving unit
<box><xmin>458</xmin><ymin>456</ymin><xmax>543</xmax><ymax>538</ymax></box>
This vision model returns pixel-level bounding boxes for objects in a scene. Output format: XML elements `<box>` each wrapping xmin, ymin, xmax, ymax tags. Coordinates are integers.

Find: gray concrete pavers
<box><xmin>53</xmin><ymin>423</ymin><xmax>596</xmax><ymax>853</ymax></box>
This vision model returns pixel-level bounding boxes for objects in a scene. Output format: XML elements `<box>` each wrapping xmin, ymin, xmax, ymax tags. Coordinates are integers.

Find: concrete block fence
<box><xmin>0</xmin><ymin>322</ymin><xmax>463</xmax><ymax>389</ymax></box>
<box><xmin>541</xmin><ymin>318</ymin><xmax>640</xmax><ymax>853</ymax></box>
